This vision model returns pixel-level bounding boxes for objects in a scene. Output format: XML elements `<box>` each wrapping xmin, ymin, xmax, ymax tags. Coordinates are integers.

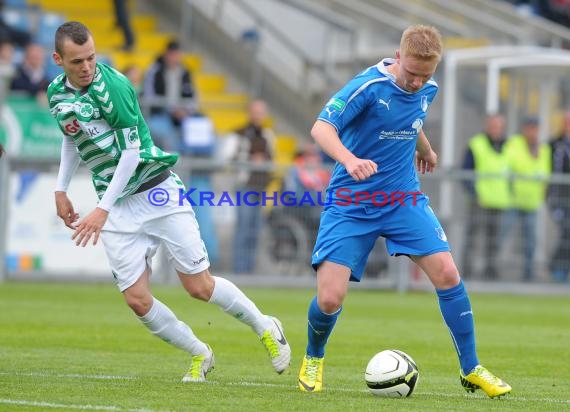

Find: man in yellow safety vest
<box><xmin>503</xmin><ymin>116</ymin><xmax>551</xmax><ymax>281</ymax></box>
<box><xmin>461</xmin><ymin>114</ymin><xmax>510</xmax><ymax>280</ymax></box>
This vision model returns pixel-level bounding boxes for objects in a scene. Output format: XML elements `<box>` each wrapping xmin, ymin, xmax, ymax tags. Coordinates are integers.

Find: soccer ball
<box><xmin>364</xmin><ymin>349</ymin><xmax>419</xmax><ymax>397</ymax></box>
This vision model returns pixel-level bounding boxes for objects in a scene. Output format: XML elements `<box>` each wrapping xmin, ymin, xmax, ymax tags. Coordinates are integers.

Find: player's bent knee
<box><xmin>442</xmin><ymin>259</ymin><xmax>460</xmax><ymax>278</ymax></box>
<box><xmin>178</xmin><ymin>269</ymin><xmax>215</xmax><ymax>301</ymax></box>
<box><xmin>318</xmin><ymin>293</ymin><xmax>343</xmax><ymax>314</ymax></box>
<box><xmin>436</xmin><ymin>265</ymin><xmax>461</xmax><ymax>289</ymax></box>
<box><xmin>123</xmin><ymin>292</ymin><xmax>153</xmax><ymax>316</ymax></box>
<box><xmin>186</xmin><ymin>285</ymin><xmax>212</xmax><ymax>301</ymax></box>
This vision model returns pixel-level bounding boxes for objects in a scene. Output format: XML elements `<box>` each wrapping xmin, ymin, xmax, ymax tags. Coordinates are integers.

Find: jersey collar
<box><xmin>376</xmin><ymin>58</ymin><xmax>396</xmax><ymax>81</ymax></box>
<box><xmin>63</xmin><ymin>64</ymin><xmax>100</xmax><ymax>94</ymax></box>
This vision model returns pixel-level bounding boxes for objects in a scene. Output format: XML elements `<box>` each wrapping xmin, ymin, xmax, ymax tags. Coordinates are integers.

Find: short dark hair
<box><xmin>523</xmin><ymin>115</ymin><xmax>539</xmax><ymax>126</ymax></box>
<box><xmin>54</xmin><ymin>21</ymin><xmax>91</xmax><ymax>56</ymax></box>
<box><xmin>166</xmin><ymin>40</ymin><xmax>180</xmax><ymax>51</ymax></box>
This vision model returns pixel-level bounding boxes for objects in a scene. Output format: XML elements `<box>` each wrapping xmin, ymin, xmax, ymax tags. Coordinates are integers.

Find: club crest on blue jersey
<box><xmin>435</xmin><ymin>227</ymin><xmax>448</xmax><ymax>242</ymax></box>
<box><xmin>412</xmin><ymin>118</ymin><xmax>423</xmax><ymax>132</ymax></box>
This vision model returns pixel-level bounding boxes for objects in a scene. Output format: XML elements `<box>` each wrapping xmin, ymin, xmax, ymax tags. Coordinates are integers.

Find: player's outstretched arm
<box><xmin>54</xmin><ymin>135</ymin><xmax>81</xmax><ymax>229</ymax></box>
<box><xmin>311</xmin><ymin>120</ymin><xmax>377</xmax><ymax>182</ymax></box>
<box><xmin>55</xmin><ymin>191</ymin><xmax>79</xmax><ymax>230</ymax></box>
<box><xmin>416</xmin><ymin>129</ymin><xmax>437</xmax><ymax>174</ymax></box>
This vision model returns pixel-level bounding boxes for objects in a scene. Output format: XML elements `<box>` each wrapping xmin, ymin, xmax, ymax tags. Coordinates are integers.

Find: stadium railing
<box><xmin>181</xmin><ymin>0</ymin><xmax>358</xmax><ymax>99</ymax></box>
<box><xmin>3</xmin><ymin>145</ymin><xmax>570</xmax><ymax>289</ymax></box>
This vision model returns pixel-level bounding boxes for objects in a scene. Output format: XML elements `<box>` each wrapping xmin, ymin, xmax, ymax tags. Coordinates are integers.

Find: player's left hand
<box><xmin>416</xmin><ymin>149</ymin><xmax>437</xmax><ymax>174</ymax></box>
<box><xmin>71</xmin><ymin>207</ymin><xmax>109</xmax><ymax>247</ymax></box>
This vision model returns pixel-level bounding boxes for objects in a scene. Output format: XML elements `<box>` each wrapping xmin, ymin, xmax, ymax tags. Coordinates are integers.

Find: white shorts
<box><xmin>101</xmin><ymin>174</ymin><xmax>210</xmax><ymax>292</ymax></box>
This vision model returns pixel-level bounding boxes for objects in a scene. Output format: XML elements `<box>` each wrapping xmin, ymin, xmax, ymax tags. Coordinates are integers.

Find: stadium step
<box><xmin>443</xmin><ymin>37</ymin><xmax>490</xmax><ymax>49</ymax></box>
<box><xmin>199</xmin><ymin>93</ymin><xmax>249</xmax><ymax>109</ymax></box>
<box><xmin>182</xmin><ymin>55</ymin><xmax>203</xmax><ymax>73</ymax></box>
<box><xmin>28</xmin><ymin>0</ymin><xmax>127</xmax><ymax>13</ymax></box>
<box><xmin>107</xmin><ymin>52</ymin><xmax>203</xmax><ymax>76</ymax></box>
<box><xmin>64</xmin><ymin>15</ymin><xmax>157</xmax><ymax>32</ymax></box>
<box><xmin>202</xmin><ymin>109</ymin><xmax>249</xmax><ymax>134</ymax></box>
<box><xmin>96</xmin><ymin>32</ymin><xmax>174</xmax><ymax>53</ymax></box>
<box><xmin>194</xmin><ymin>74</ymin><xmax>227</xmax><ymax>94</ymax></box>
<box><xmin>106</xmin><ymin>52</ymin><xmax>155</xmax><ymax>73</ymax></box>
<box><xmin>274</xmin><ymin>135</ymin><xmax>298</xmax><ymax>165</ymax></box>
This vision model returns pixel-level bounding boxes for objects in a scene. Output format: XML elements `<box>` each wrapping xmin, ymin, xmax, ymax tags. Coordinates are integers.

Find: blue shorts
<box><xmin>311</xmin><ymin>194</ymin><xmax>450</xmax><ymax>281</ymax></box>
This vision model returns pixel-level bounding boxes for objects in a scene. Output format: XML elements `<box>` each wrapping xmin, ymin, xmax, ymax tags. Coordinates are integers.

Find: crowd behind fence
<box><xmin>2</xmin><ymin>156</ymin><xmax>570</xmax><ymax>288</ymax></box>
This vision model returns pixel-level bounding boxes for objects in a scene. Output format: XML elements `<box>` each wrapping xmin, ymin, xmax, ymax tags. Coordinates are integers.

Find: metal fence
<box><xmin>2</xmin><ymin>156</ymin><xmax>570</xmax><ymax>290</ymax></box>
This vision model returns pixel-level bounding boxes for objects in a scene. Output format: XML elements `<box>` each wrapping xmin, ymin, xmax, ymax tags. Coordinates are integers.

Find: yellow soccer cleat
<box><xmin>460</xmin><ymin>365</ymin><xmax>511</xmax><ymax>398</ymax></box>
<box><xmin>181</xmin><ymin>345</ymin><xmax>215</xmax><ymax>383</ymax></box>
<box><xmin>260</xmin><ymin>317</ymin><xmax>291</xmax><ymax>374</ymax></box>
<box><xmin>298</xmin><ymin>355</ymin><xmax>324</xmax><ymax>392</ymax></box>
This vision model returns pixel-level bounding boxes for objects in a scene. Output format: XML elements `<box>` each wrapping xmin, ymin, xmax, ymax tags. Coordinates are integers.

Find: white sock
<box><xmin>208</xmin><ymin>276</ymin><xmax>272</xmax><ymax>335</ymax></box>
<box><xmin>138</xmin><ymin>297</ymin><xmax>209</xmax><ymax>355</ymax></box>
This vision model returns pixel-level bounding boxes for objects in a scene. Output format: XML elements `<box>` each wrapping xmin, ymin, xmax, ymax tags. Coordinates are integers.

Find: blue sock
<box><xmin>436</xmin><ymin>281</ymin><xmax>479</xmax><ymax>375</ymax></box>
<box><xmin>306</xmin><ymin>296</ymin><xmax>341</xmax><ymax>358</ymax></box>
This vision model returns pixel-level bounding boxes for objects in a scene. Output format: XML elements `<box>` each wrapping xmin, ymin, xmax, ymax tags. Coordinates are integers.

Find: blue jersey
<box><xmin>318</xmin><ymin>58</ymin><xmax>438</xmax><ymax>209</ymax></box>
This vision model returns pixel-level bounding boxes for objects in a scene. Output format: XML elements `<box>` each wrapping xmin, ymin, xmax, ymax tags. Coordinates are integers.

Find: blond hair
<box><xmin>400</xmin><ymin>25</ymin><xmax>443</xmax><ymax>63</ymax></box>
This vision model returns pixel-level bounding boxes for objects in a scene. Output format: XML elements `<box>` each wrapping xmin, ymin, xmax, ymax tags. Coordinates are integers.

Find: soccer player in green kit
<box><xmin>49</xmin><ymin>21</ymin><xmax>290</xmax><ymax>382</ymax></box>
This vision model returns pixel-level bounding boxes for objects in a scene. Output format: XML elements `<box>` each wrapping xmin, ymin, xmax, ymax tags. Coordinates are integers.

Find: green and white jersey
<box><xmin>48</xmin><ymin>62</ymin><xmax>178</xmax><ymax>199</ymax></box>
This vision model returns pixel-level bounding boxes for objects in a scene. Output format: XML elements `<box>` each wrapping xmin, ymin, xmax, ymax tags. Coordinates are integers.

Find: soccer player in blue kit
<box><xmin>297</xmin><ymin>25</ymin><xmax>511</xmax><ymax>398</ymax></box>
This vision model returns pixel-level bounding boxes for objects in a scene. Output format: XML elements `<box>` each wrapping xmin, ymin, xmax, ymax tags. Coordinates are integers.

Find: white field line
<box><xmin>0</xmin><ymin>372</ymin><xmax>136</xmax><ymax>380</ymax></box>
<box><xmin>2</xmin><ymin>372</ymin><xmax>569</xmax><ymax>405</ymax></box>
<box><xmin>225</xmin><ymin>381</ymin><xmax>570</xmax><ymax>404</ymax></box>
<box><xmin>0</xmin><ymin>399</ymin><xmax>151</xmax><ymax>411</ymax></box>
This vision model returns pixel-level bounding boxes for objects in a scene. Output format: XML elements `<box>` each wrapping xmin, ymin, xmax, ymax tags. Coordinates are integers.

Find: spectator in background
<box><xmin>231</xmin><ymin>99</ymin><xmax>275</xmax><ymax>274</ymax></box>
<box><xmin>142</xmin><ymin>40</ymin><xmax>196</xmax><ymax>153</ymax></box>
<box><xmin>268</xmin><ymin>143</ymin><xmax>331</xmax><ymax>266</ymax></box>
<box><xmin>461</xmin><ymin>114</ymin><xmax>510</xmax><ymax>280</ymax></box>
<box><xmin>141</xmin><ymin>39</ymin><xmax>217</xmax><ymax>261</ymax></box>
<box><xmin>113</xmin><ymin>0</ymin><xmax>135</xmax><ymax>51</ymax></box>
<box><xmin>548</xmin><ymin>111</ymin><xmax>570</xmax><ymax>282</ymax></box>
<box><xmin>10</xmin><ymin>43</ymin><xmax>51</xmax><ymax>105</ymax></box>
<box><xmin>501</xmin><ymin>0</ymin><xmax>539</xmax><ymax>16</ymax></box>
<box><xmin>536</xmin><ymin>0</ymin><xmax>570</xmax><ymax>27</ymax></box>
<box><xmin>502</xmin><ymin>116</ymin><xmax>551</xmax><ymax>281</ymax></box>
<box><xmin>122</xmin><ymin>64</ymin><xmax>142</xmax><ymax>94</ymax></box>
<box><xmin>180</xmin><ymin>114</ymin><xmax>220</xmax><ymax>265</ymax></box>
<box><xmin>283</xmin><ymin>143</ymin><xmax>331</xmax><ymax>244</ymax></box>
<box><xmin>0</xmin><ymin>0</ymin><xmax>31</xmax><ymax>48</ymax></box>
<box><xmin>0</xmin><ymin>39</ymin><xmax>14</xmax><ymax>64</ymax></box>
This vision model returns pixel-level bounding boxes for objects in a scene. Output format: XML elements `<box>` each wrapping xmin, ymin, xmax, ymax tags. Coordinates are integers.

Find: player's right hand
<box><xmin>344</xmin><ymin>157</ymin><xmax>378</xmax><ymax>181</ymax></box>
<box><xmin>55</xmin><ymin>191</ymin><xmax>79</xmax><ymax>230</ymax></box>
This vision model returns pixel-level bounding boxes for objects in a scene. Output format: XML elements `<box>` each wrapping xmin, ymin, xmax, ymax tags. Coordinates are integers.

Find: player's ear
<box><xmin>395</xmin><ymin>50</ymin><xmax>401</xmax><ymax>61</ymax></box>
<box><xmin>53</xmin><ymin>51</ymin><xmax>62</xmax><ymax>66</ymax></box>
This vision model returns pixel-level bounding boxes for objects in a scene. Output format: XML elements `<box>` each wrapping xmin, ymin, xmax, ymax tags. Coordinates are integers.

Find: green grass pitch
<box><xmin>0</xmin><ymin>282</ymin><xmax>568</xmax><ymax>411</ymax></box>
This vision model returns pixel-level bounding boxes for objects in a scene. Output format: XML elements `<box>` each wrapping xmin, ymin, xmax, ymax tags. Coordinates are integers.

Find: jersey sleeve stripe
<box><xmin>316</xmin><ymin>117</ymin><xmax>340</xmax><ymax>133</ymax></box>
<box><xmin>343</xmin><ymin>78</ymin><xmax>390</xmax><ymax>114</ymax></box>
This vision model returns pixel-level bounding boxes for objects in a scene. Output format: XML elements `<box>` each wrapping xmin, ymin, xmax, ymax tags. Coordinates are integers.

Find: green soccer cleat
<box><xmin>260</xmin><ymin>317</ymin><xmax>291</xmax><ymax>374</ymax></box>
<box><xmin>460</xmin><ymin>365</ymin><xmax>511</xmax><ymax>398</ymax></box>
<box><xmin>298</xmin><ymin>355</ymin><xmax>324</xmax><ymax>392</ymax></box>
<box><xmin>181</xmin><ymin>344</ymin><xmax>215</xmax><ymax>383</ymax></box>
